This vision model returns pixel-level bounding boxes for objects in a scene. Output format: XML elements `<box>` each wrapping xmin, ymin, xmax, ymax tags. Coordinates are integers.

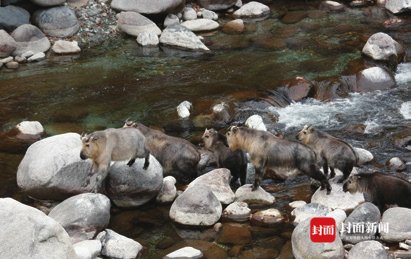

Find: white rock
<box><xmin>251</xmin><ymin>208</ymin><xmax>284</xmax><ymax>226</ymax></box>
<box><xmin>387</xmin><ymin>157</ymin><xmax>406</xmax><ymax>171</ymax></box>
<box><xmin>22</xmin><ymin>50</ymin><xmax>34</xmax><ymax>58</ymax></box>
<box><xmin>291</xmin><ymin>203</ymin><xmax>331</xmax><ymax>226</ymax></box>
<box><xmin>137</xmin><ymin>31</ymin><xmax>159</xmax><ymax>46</ymax></box>
<box><xmin>289</xmin><ymin>200</ymin><xmax>307</xmax><ymax>209</ymax></box>
<box><xmin>187</xmin><ymin>168</ymin><xmax>235</xmax><ymax>205</ymax></box>
<box><xmin>117</xmin><ymin>11</ymin><xmax>161</xmax><ymax>37</ymax></box>
<box><xmin>97</xmin><ymin>229</ymin><xmax>143</xmax><ymax>259</ymax></box>
<box><xmin>400</xmin><ymin>101</ymin><xmax>411</xmax><ymax>119</ymax></box>
<box><xmin>16</xmin><ymin>121</ymin><xmax>44</xmax><ymax>136</ymax></box>
<box><xmin>235</xmin><ymin>0</ymin><xmax>243</xmax><ymax>8</ymax></box>
<box><xmin>354</xmin><ymin>147</ymin><xmax>374</xmax><ymax>165</ymax></box>
<box><xmin>326</xmin><ymin>209</ymin><xmax>347</xmax><ymax>232</ymax></box>
<box><xmin>245</xmin><ymin>114</ymin><xmax>267</xmax><ymax>131</ymax></box>
<box><xmin>73</xmin><ymin>240</ymin><xmax>102</xmax><ymax>259</ymax></box>
<box><xmin>321</xmin><ymin>0</ymin><xmax>345</xmax><ymax>11</ymax></box>
<box><xmin>156</xmin><ymin>176</ymin><xmax>177</xmax><ymax>203</ymax></box>
<box><xmin>233</xmin><ymin>1</ymin><xmax>270</xmax><ymax>17</ymax></box>
<box><xmin>223</xmin><ymin>201</ymin><xmax>251</xmax><ymax>222</ymax></box>
<box><xmin>28</xmin><ymin>52</ymin><xmax>46</xmax><ymax>62</ymax></box>
<box><xmin>201</xmin><ymin>9</ymin><xmax>218</xmax><ymax>20</ymax></box>
<box><xmin>183</xmin><ymin>7</ymin><xmax>197</xmax><ymax>21</ymax></box>
<box><xmin>381</xmin><ymin>207</ymin><xmax>411</xmax><ymax>242</ymax></box>
<box><xmin>357</xmin><ymin>67</ymin><xmax>395</xmax><ymax>92</ymax></box>
<box><xmin>52</xmin><ymin>40</ymin><xmax>81</xmax><ymax>54</ymax></box>
<box><xmin>164</xmin><ymin>14</ymin><xmax>180</xmax><ymax>27</ymax></box>
<box><xmin>385</xmin><ymin>0</ymin><xmax>411</xmax><ymax>14</ymax></box>
<box><xmin>235</xmin><ymin>184</ymin><xmax>275</xmax><ymax>205</ymax></box>
<box><xmin>177</xmin><ymin>100</ymin><xmax>192</xmax><ymax>118</ymax></box>
<box><xmin>181</xmin><ymin>18</ymin><xmax>219</xmax><ymax>32</ymax></box>
<box><xmin>348</xmin><ymin>240</ymin><xmax>388</xmax><ymax>259</ymax></box>
<box><xmin>164</xmin><ymin>246</ymin><xmax>203</xmax><ymax>259</ymax></box>
<box><xmin>400</xmin><ymin>242</ymin><xmax>411</xmax><ymax>251</ymax></box>
<box><xmin>160</xmin><ymin>24</ymin><xmax>209</xmax><ymax>51</ymax></box>
<box><xmin>0</xmin><ymin>56</ymin><xmax>13</xmax><ymax>63</ymax></box>
<box><xmin>362</xmin><ymin>32</ymin><xmax>403</xmax><ymax>61</ymax></box>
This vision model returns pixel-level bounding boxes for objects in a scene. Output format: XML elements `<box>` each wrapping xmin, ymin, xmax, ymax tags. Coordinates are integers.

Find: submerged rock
<box><xmin>381</xmin><ymin>207</ymin><xmax>411</xmax><ymax>242</ymax></box>
<box><xmin>117</xmin><ymin>11</ymin><xmax>161</xmax><ymax>37</ymax></box>
<box><xmin>235</xmin><ymin>184</ymin><xmax>275</xmax><ymax>205</ymax></box>
<box><xmin>223</xmin><ymin>19</ymin><xmax>245</xmax><ymax>34</ymax></box>
<box><xmin>106</xmin><ymin>156</ymin><xmax>163</xmax><ymax>207</ymax></box>
<box><xmin>218</xmin><ymin>223</ymin><xmax>252</xmax><ymax>245</ymax></box>
<box><xmin>356</xmin><ymin>67</ymin><xmax>395</xmax><ymax>92</ymax></box>
<box><xmin>160</xmin><ymin>24</ymin><xmax>209</xmax><ymax>51</ymax></box>
<box><xmin>33</xmin><ymin>6</ymin><xmax>80</xmax><ymax>37</ymax></box>
<box><xmin>0</xmin><ymin>6</ymin><xmax>30</xmax><ymax>32</ymax></box>
<box><xmin>0</xmin><ymin>198</ymin><xmax>76</xmax><ymax>259</ymax></box>
<box><xmin>169</xmin><ymin>184</ymin><xmax>222</xmax><ymax>226</ymax></box>
<box><xmin>348</xmin><ymin>240</ymin><xmax>388</xmax><ymax>259</ymax></box>
<box><xmin>362</xmin><ymin>32</ymin><xmax>403</xmax><ymax>62</ymax></box>
<box><xmin>48</xmin><ymin>193</ymin><xmax>110</xmax><ymax>243</ymax></box>
<box><xmin>11</xmin><ymin>24</ymin><xmax>50</xmax><ymax>56</ymax></box>
<box><xmin>111</xmin><ymin>0</ymin><xmax>185</xmax><ymax>15</ymax></box>
<box><xmin>181</xmin><ymin>19</ymin><xmax>220</xmax><ymax>32</ymax></box>
<box><xmin>97</xmin><ymin>229</ymin><xmax>143</xmax><ymax>259</ymax></box>
<box><xmin>233</xmin><ymin>1</ymin><xmax>270</xmax><ymax>18</ymax></box>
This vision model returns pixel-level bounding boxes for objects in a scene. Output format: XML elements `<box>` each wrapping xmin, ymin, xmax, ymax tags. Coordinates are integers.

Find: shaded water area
<box><xmin>1</xmin><ymin>0</ymin><xmax>411</xmax><ymax>258</ymax></box>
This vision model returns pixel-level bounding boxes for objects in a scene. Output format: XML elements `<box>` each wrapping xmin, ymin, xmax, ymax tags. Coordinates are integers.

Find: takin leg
<box><xmin>329</xmin><ymin>167</ymin><xmax>336</xmax><ymax>179</ymax></box>
<box><xmin>252</xmin><ymin>166</ymin><xmax>265</xmax><ymax>191</ymax></box>
<box><xmin>337</xmin><ymin>164</ymin><xmax>353</xmax><ymax>183</ymax></box>
<box><xmin>301</xmin><ymin>163</ymin><xmax>331</xmax><ymax>194</ymax></box>
<box><xmin>93</xmin><ymin>164</ymin><xmax>110</xmax><ymax>193</ymax></box>
<box><xmin>323</xmin><ymin>161</ymin><xmax>329</xmax><ymax>177</ymax></box>
<box><xmin>127</xmin><ymin>158</ymin><xmax>136</xmax><ymax>167</ymax></box>
<box><xmin>143</xmin><ymin>148</ymin><xmax>150</xmax><ymax>170</ymax></box>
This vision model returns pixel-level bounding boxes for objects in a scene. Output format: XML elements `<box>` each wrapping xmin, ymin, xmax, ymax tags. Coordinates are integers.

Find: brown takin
<box><xmin>296</xmin><ymin>125</ymin><xmax>358</xmax><ymax>183</ymax></box>
<box><xmin>202</xmin><ymin>128</ymin><xmax>247</xmax><ymax>186</ymax></box>
<box><xmin>80</xmin><ymin>127</ymin><xmax>150</xmax><ymax>192</ymax></box>
<box><xmin>124</xmin><ymin>120</ymin><xmax>200</xmax><ymax>183</ymax></box>
<box><xmin>343</xmin><ymin>172</ymin><xmax>411</xmax><ymax>212</ymax></box>
<box><xmin>226</xmin><ymin>126</ymin><xmax>331</xmax><ymax>193</ymax></box>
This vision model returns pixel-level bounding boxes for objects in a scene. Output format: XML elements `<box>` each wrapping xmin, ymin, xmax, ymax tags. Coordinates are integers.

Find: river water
<box><xmin>0</xmin><ymin>1</ymin><xmax>410</xmax><ymax>258</ymax></box>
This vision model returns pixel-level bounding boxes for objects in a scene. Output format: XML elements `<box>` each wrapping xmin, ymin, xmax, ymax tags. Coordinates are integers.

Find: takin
<box><xmin>124</xmin><ymin>120</ymin><xmax>200</xmax><ymax>183</ymax></box>
<box><xmin>202</xmin><ymin>128</ymin><xmax>247</xmax><ymax>186</ymax></box>
<box><xmin>226</xmin><ymin>126</ymin><xmax>331</xmax><ymax>193</ymax></box>
<box><xmin>296</xmin><ymin>125</ymin><xmax>358</xmax><ymax>183</ymax></box>
<box><xmin>80</xmin><ymin>127</ymin><xmax>150</xmax><ymax>192</ymax></box>
<box><xmin>343</xmin><ymin>172</ymin><xmax>411</xmax><ymax>212</ymax></box>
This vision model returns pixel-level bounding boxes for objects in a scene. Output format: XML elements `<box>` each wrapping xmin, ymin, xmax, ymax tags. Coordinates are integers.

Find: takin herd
<box><xmin>79</xmin><ymin>121</ymin><xmax>411</xmax><ymax>212</ymax></box>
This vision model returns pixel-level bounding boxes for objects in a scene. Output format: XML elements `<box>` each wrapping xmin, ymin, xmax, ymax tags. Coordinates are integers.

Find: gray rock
<box><xmin>347</xmin><ymin>240</ymin><xmax>388</xmax><ymax>259</ymax></box>
<box><xmin>137</xmin><ymin>31</ymin><xmax>159</xmax><ymax>46</ymax></box>
<box><xmin>30</xmin><ymin>0</ymin><xmax>66</xmax><ymax>7</ymax></box>
<box><xmin>16</xmin><ymin>133</ymin><xmax>95</xmax><ymax>200</ymax></box>
<box><xmin>11</xmin><ymin>24</ymin><xmax>50</xmax><ymax>56</ymax></box>
<box><xmin>0</xmin><ymin>6</ymin><xmax>30</xmax><ymax>32</ymax></box>
<box><xmin>354</xmin><ymin>147</ymin><xmax>373</xmax><ymax>165</ymax></box>
<box><xmin>187</xmin><ymin>168</ymin><xmax>235</xmax><ymax>204</ymax></box>
<box><xmin>48</xmin><ymin>193</ymin><xmax>110</xmax><ymax>243</ymax></box>
<box><xmin>97</xmin><ymin>229</ymin><xmax>143</xmax><ymax>259</ymax></box>
<box><xmin>22</xmin><ymin>50</ymin><xmax>34</xmax><ymax>58</ymax></box>
<box><xmin>183</xmin><ymin>7</ymin><xmax>197</xmax><ymax>20</ymax></box>
<box><xmin>159</xmin><ymin>24</ymin><xmax>209</xmax><ymax>51</ymax></box>
<box><xmin>326</xmin><ymin>209</ymin><xmax>347</xmax><ymax>232</ymax></box>
<box><xmin>0</xmin><ymin>30</ymin><xmax>17</xmax><ymax>58</ymax></box>
<box><xmin>33</xmin><ymin>6</ymin><xmax>80</xmax><ymax>37</ymax></box>
<box><xmin>106</xmin><ymin>155</ymin><xmax>163</xmax><ymax>207</ymax></box>
<box><xmin>5</xmin><ymin>61</ymin><xmax>18</xmax><ymax>69</ymax></box>
<box><xmin>320</xmin><ymin>0</ymin><xmax>345</xmax><ymax>11</ymax></box>
<box><xmin>381</xmin><ymin>207</ymin><xmax>411</xmax><ymax>242</ymax></box>
<box><xmin>169</xmin><ymin>184</ymin><xmax>222</xmax><ymax>226</ymax></box>
<box><xmin>245</xmin><ymin>114</ymin><xmax>267</xmax><ymax>131</ymax></box>
<box><xmin>117</xmin><ymin>11</ymin><xmax>161</xmax><ymax>37</ymax></box>
<box><xmin>28</xmin><ymin>52</ymin><xmax>46</xmax><ymax>62</ymax></box>
<box><xmin>164</xmin><ymin>14</ymin><xmax>180</xmax><ymax>27</ymax></box>
<box><xmin>222</xmin><ymin>201</ymin><xmax>251</xmax><ymax>222</ymax></box>
<box><xmin>0</xmin><ymin>56</ymin><xmax>13</xmax><ymax>63</ymax></box>
<box><xmin>111</xmin><ymin>0</ymin><xmax>185</xmax><ymax>15</ymax></box>
<box><xmin>52</xmin><ymin>40</ymin><xmax>81</xmax><ymax>54</ymax></box>
<box><xmin>181</xmin><ymin>18</ymin><xmax>219</xmax><ymax>32</ymax></box>
<box><xmin>341</xmin><ymin>202</ymin><xmax>381</xmax><ymax>244</ymax></box>
<box><xmin>165</xmin><ymin>247</ymin><xmax>203</xmax><ymax>259</ymax></box>
<box><xmin>385</xmin><ymin>0</ymin><xmax>411</xmax><ymax>14</ymax></box>
<box><xmin>73</xmin><ymin>240</ymin><xmax>102</xmax><ymax>259</ymax></box>
<box><xmin>198</xmin><ymin>0</ymin><xmax>237</xmax><ymax>11</ymax></box>
<box><xmin>387</xmin><ymin>157</ymin><xmax>406</xmax><ymax>172</ymax></box>
<box><xmin>235</xmin><ymin>184</ymin><xmax>275</xmax><ymax>205</ymax></box>
<box><xmin>291</xmin><ymin>203</ymin><xmax>332</xmax><ymax>225</ymax></box>
<box><xmin>156</xmin><ymin>176</ymin><xmax>177</xmax><ymax>203</ymax></box>
<box><xmin>362</xmin><ymin>32</ymin><xmax>403</xmax><ymax>61</ymax></box>
<box><xmin>289</xmin><ymin>200</ymin><xmax>307</xmax><ymax>209</ymax></box>
<box><xmin>251</xmin><ymin>208</ymin><xmax>284</xmax><ymax>226</ymax></box>
<box><xmin>14</xmin><ymin>56</ymin><xmax>26</xmax><ymax>63</ymax></box>
<box><xmin>233</xmin><ymin>1</ymin><xmax>270</xmax><ymax>18</ymax></box>
<box><xmin>0</xmin><ymin>198</ymin><xmax>76</xmax><ymax>259</ymax></box>
<box><xmin>292</xmin><ymin>218</ymin><xmax>344</xmax><ymax>259</ymax></box>
<box><xmin>201</xmin><ymin>9</ymin><xmax>218</xmax><ymax>20</ymax></box>
<box><xmin>356</xmin><ymin>67</ymin><xmax>395</xmax><ymax>92</ymax></box>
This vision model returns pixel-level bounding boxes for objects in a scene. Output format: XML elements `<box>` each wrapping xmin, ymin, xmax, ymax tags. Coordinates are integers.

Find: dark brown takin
<box><xmin>226</xmin><ymin>126</ymin><xmax>331</xmax><ymax>194</ymax></box>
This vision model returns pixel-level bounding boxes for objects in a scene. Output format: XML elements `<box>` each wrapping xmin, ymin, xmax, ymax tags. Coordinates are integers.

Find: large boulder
<box><xmin>347</xmin><ymin>240</ymin><xmax>388</xmax><ymax>259</ymax></box>
<box><xmin>48</xmin><ymin>193</ymin><xmax>111</xmax><ymax>243</ymax></box>
<box><xmin>117</xmin><ymin>11</ymin><xmax>161</xmax><ymax>37</ymax></box>
<box><xmin>356</xmin><ymin>67</ymin><xmax>395</xmax><ymax>92</ymax></box>
<box><xmin>0</xmin><ymin>30</ymin><xmax>17</xmax><ymax>58</ymax></box>
<box><xmin>181</xmin><ymin>19</ymin><xmax>220</xmax><ymax>32</ymax></box>
<box><xmin>105</xmin><ymin>155</ymin><xmax>163</xmax><ymax>207</ymax></box>
<box><xmin>233</xmin><ymin>1</ymin><xmax>270</xmax><ymax>18</ymax></box>
<box><xmin>381</xmin><ymin>207</ymin><xmax>411</xmax><ymax>242</ymax></box>
<box><xmin>385</xmin><ymin>0</ymin><xmax>411</xmax><ymax>14</ymax></box>
<box><xmin>33</xmin><ymin>6</ymin><xmax>80</xmax><ymax>37</ymax></box>
<box><xmin>0</xmin><ymin>6</ymin><xmax>30</xmax><ymax>32</ymax></box>
<box><xmin>197</xmin><ymin>0</ymin><xmax>237</xmax><ymax>11</ymax></box>
<box><xmin>0</xmin><ymin>198</ymin><xmax>76</xmax><ymax>259</ymax></box>
<box><xmin>11</xmin><ymin>24</ymin><xmax>51</xmax><ymax>56</ymax></box>
<box><xmin>235</xmin><ymin>184</ymin><xmax>275</xmax><ymax>205</ymax></box>
<box><xmin>16</xmin><ymin>133</ymin><xmax>94</xmax><ymax>200</ymax></box>
<box><xmin>292</xmin><ymin>218</ymin><xmax>344</xmax><ymax>259</ymax></box>
<box><xmin>160</xmin><ymin>24</ymin><xmax>209</xmax><ymax>51</ymax></box>
<box><xmin>362</xmin><ymin>32</ymin><xmax>403</xmax><ymax>61</ymax></box>
<box><xmin>97</xmin><ymin>229</ymin><xmax>143</xmax><ymax>259</ymax></box>
<box><xmin>291</xmin><ymin>203</ymin><xmax>331</xmax><ymax>226</ymax></box>
<box><xmin>169</xmin><ymin>184</ymin><xmax>222</xmax><ymax>226</ymax></box>
<box><xmin>341</xmin><ymin>202</ymin><xmax>381</xmax><ymax>244</ymax></box>
<box><xmin>187</xmin><ymin>168</ymin><xmax>235</xmax><ymax>204</ymax></box>
<box><xmin>111</xmin><ymin>0</ymin><xmax>185</xmax><ymax>15</ymax></box>
<box><xmin>30</xmin><ymin>0</ymin><xmax>66</xmax><ymax>7</ymax></box>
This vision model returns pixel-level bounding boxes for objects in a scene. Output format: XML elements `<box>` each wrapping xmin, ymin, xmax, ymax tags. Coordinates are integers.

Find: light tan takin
<box><xmin>80</xmin><ymin>127</ymin><xmax>150</xmax><ymax>192</ymax></box>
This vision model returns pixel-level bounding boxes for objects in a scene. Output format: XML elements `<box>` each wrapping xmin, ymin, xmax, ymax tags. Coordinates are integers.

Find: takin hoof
<box><xmin>127</xmin><ymin>159</ymin><xmax>136</xmax><ymax>167</ymax></box>
<box><xmin>143</xmin><ymin>163</ymin><xmax>149</xmax><ymax>170</ymax></box>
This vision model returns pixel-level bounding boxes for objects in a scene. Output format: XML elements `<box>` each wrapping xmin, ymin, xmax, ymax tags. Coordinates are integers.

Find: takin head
<box><xmin>225</xmin><ymin>126</ymin><xmax>242</xmax><ymax>152</ymax></box>
<box><xmin>342</xmin><ymin>175</ymin><xmax>362</xmax><ymax>194</ymax></box>
<box><xmin>80</xmin><ymin>133</ymin><xmax>105</xmax><ymax>160</ymax></box>
<box><xmin>296</xmin><ymin>124</ymin><xmax>316</xmax><ymax>144</ymax></box>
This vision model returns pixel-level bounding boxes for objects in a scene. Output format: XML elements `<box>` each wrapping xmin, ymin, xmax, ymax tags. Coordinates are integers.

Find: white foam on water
<box><xmin>395</xmin><ymin>63</ymin><xmax>411</xmax><ymax>84</ymax></box>
<box><xmin>399</xmin><ymin>101</ymin><xmax>411</xmax><ymax>119</ymax></box>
